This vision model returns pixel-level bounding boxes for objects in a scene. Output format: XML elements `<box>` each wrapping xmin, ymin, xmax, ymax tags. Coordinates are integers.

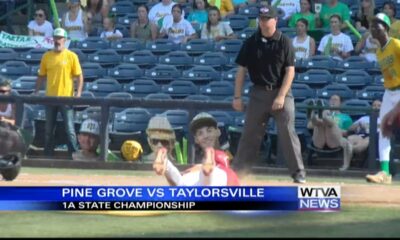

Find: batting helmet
<box><xmin>121</xmin><ymin>140</ymin><xmax>143</xmax><ymax>161</ymax></box>
<box><xmin>0</xmin><ymin>154</ymin><xmax>21</xmax><ymax>181</ymax></box>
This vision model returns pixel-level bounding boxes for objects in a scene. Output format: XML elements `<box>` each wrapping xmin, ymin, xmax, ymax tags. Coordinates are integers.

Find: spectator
<box><xmin>144</xmin><ymin>115</ymin><xmax>177</xmax><ymax>163</ymax></box>
<box><xmin>207</xmin><ymin>0</ymin><xmax>234</xmax><ymax>18</ymax></box>
<box><xmin>160</xmin><ymin>4</ymin><xmax>197</xmax><ymax>44</ymax></box>
<box><xmin>62</xmin><ymin>0</ymin><xmax>90</xmax><ymax>41</ymax></box>
<box><xmin>317</xmin><ymin>14</ymin><xmax>353</xmax><ymax>61</ymax></box>
<box><xmin>345</xmin><ymin>99</ymin><xmax>382</xmax><ymax>170</ymax></box>
<box><xmin>317</xmin><ymin>0</ymin><xmax>350</xmax><ymax>29</ymax></box>
<box><xmin>28</xmin><ymin>8</ymin><xmax>54</xmax><ymax>37</ymax></box>
<box><xmin>35</xmin><ymin>28</ymin><xmax>84</xmax><ymax>157</ymax></box>
<box><xmin>100</xmin><ymin>17</ymin><xmax>123</xmax><ymax>41</ymax></box>
<box><xmin>0</xmin><ymin>76</ymin><xmax>15</xmax><ymax>126</ymax></box>
<box><xmin>288</xmin><ymin>0</ymin><xmax>316</xmax><ymax>30</ymax></box>
<box><xmin>187</xmin><ymin>0</ymin><xmax>210</xmax><ymax>30</ymax></box>
<box><xmin>85</xmin><ymin>0</ymin><xmax>109</xmax><ymax>36</ymax></box>
<box><xmin>72</xmin><ymin>119</ymin><xmax>101</xmax><ymax>161</ymax></box>
<box><xmin>148</xmin><ymin>0</ymin><xmax>177</xmax><ymax>27</ymax></box>
<box><xmin>292</xmin><ymin>18</ymin><xmax>316</xmax><ymax>59</ymax></box>
<box><xmin>201</xmin><ymin>6</ymin><xmax>236</xmax><ymax>41</ymax></box>
<box><xmin>271</xmin><ymin>0</ymin><xmax>300</xmax><ymax>21</ymax></box>
<box><xmin>382</xmin><ymin>1</ymin><xmax>400</xmax><ymax>39</ymax></box>
<box><xmin>355</xmin><ymin>0</ymin><xmax>377</xmax><ymax>32</ymax></box>
<box><xmin>307</xmin><ymin>95</ymin><xmax>353</xmax><ymax>171</ymax></box>
<box><xmin>130</xmin><ymin>5</ymin><xmax>158</xmax><ymax>42</ymax></box>
<box><xmin>354</xmin><ymin>30</ymin><xmax>379</xmax><ymax>62</ymax></box>
<box><xmin>152</xmin><ymin>112</ymin><xmax>240</xmax><ymax>186</ymax></box>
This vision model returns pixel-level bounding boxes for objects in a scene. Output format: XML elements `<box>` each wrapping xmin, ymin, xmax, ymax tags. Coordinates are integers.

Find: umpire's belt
<box><xmin>254</xmin><ymin>83</ymin><xmax>277</xmax><ymax>91</ymax></box>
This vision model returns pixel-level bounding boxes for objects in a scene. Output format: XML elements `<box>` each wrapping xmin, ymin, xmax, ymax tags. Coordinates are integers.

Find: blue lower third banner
<box><xmin>0</xmin><ymin>186</ymin><xmax>341</xmax><ymax>211</ymax></box>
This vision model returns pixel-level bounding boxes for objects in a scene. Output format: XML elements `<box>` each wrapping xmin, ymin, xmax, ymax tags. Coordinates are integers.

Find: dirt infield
<box><xmin>2</xmin><ymin>171</ymin><xmax>400</xmax><ymax>208</ymax></box>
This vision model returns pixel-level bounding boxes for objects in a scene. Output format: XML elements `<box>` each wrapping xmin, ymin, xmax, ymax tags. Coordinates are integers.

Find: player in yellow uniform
<box><xmin>365</xmin><ymin>13</ymin><xmax>400</xmax><ymax>184</ymax></box>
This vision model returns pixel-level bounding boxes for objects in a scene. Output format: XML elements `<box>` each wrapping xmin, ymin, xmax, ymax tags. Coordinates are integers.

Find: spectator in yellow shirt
<box><xmin>35</xmin><ymin>28</ymin><xmax>84</xmax><ymax>158</ymax></box>
<box><xmin>208</xmin><ymin>0</ymin><xmax>235</xmax><ymax>17</ymax></box>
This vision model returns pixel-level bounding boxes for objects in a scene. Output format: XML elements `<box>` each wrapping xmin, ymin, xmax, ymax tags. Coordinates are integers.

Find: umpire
<box><xmin>231</xmin><ymin>6</ymin><xmax>306</xmax><ymax>183</ymax></box>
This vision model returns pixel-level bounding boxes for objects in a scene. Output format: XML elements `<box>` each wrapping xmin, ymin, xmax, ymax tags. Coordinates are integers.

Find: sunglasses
<box><xmin>150</xmin><ymin>139</ymin><xmax>170</xmax><ymax>146</ymax></box>
<box><xmin>35</xmin><ymin>13</ymin><xmax>44</xmax><ymax>17</ymax></box>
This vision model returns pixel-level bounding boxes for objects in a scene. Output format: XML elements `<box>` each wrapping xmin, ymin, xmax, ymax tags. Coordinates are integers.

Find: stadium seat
<box><xmin>11</xmin><ymin>76</ymin><xmax>38</xmax><ymax>95</ymax></box>
<box><xmin>110</xmin><ymin>1</ymin><xmax>136</xmax><ymax>17</ymax></box>
<box><xmin>334</xmin><ymin>70</ymin><xmax>372</xmax><ymax>90</ymax></box>
<box><xmin>123</xmin><ymin>79</ymin><xmax>160</xmax><ymax>98</ymax></box>
<box><xmin>184</xmin><ymin>94</ymin><xmax>211</xmax><ymax>101</ymax></box>
<box><xmin>280</xmin><ymin>27</ymin><xmax>296</xmax><ymax>38</ymax></box>
<box><xmin>161</xmin><ymin>80</ymin><xmax>198</xmax><ymax>99</ymax></box>
<box><xmin>236</xmin><ymin>27</ymin><xmax>256</xmax><ymax>40</ymax></box>
<box><xmin>341</xmin><ymin>99</ymin><xmax>371</xmax><ymax>120</ymax></box>
<box><xmin>122</xmin><ymin>50</ymin><xmax>158</xmax><ymax>69</ymax></box>
<box><xmin>144</xmin><ymin>93</ymin><xmax>173</xmax><ymax>114</ymax></box>
<box><xmin>145</xmin><ymin>39</ymin><xmax>179</xmax><ymax>55</ymax></box>
<box><xmin>106</xmin><ymin>91</ymin><xmax>134</xmax><ymax>120</ymax></box>
<box><xmin>181</xmin><ymin>65</ymin><xmax>221</xmax><ymax>85</ymax></box>
<box><xmin>199</xmin><ymin>81</ymin><xmax>234</xmax><ymax>100</ymax></box>
<box><xmin>238</xmin><ymin>5</ymin><xmax>259</xmax><ymax>19</ymax></box>
<box><xmin>193</xmin><ymin>52</ymin><xmax>228</xmax><ymax>71</ymax></box>
<box><xmin>0</xmin><ymin>48</ymin><xmax>17</xmax><ymax>63</ymax></box>
<box><xmin>87</xmin><ymin>49</ymin><xmax>121</xmax><ymax>67</ymax></box>
<box><xmin>161</xmin><ymin>109</ymin><xmax>190</xmax><ymax>137</ymax></box>
<box><xmin>116</xmin><ymin>13</ymin><xmax>138</xmax><ymax>28</ymax></box>
<box><xmin>81</xmin><ymin>62</ymin><xmax>106</xmax><ymax>82</ymax></box>
<box><xmin>180</xmin><ymin>39</ymin><xmax>215</xmax><ymax>56</ymax></box>
<box><xmin>18</xmin><ymin>48</ymin><xmax>47</xmax><ymax>64</ymax></box>
<box><xmin>208</xmin><ymin>110</ymin><xmax>234</xmax><ymax>127</ymax></box>
<box><xmin>221</xmin><ymin>68</ymin><xmax>238</xmax><ymax>82</ymax></box>
<box><xmin>87</xmin><ymin>78</ymin><xmax>122</xmax><ymax>97</ymax></box>
<box><xmin>75</xmin><ymin>37</ymin><xmax>109</xmax><ymax>53</ymax></box>
<box><xmin>316</xmin><ymin>83</ymin><xmax>354</xmax><ymax>101</ymax></box>
<box><xmin>110</xmin><ymin>38</ymin><xmax>143</xmax><ymax>54</ymax></box>
<box><xmin>158</xmin><ymin>51</ymin><xmax>193</xmax><ymax>70</ymax></box>
<box><xmin>291</xmin><ymin>83</ymin><xmax>316</xmax><ymax>102</ymax></box>
<box><xmin>75</xmin><ymin>106</ymin><xmax>102</xmax><ymax>122</ymax></box>
<box><xmin>107</xmin><ymin>63</ymin><xmax>143</xmax><ymax>83</ymax></box>
<box><xmin>70</xmin><ymin>48</ymin><xmax>87</xmax><ymax>63</ymax></box>
<box><xmin>214</xmin><ymin>39</ymin><xmax>243</xmax><ymax>57</ymax></box>
<box><xmin>373</xmin><ymin>74</ymin><xmax>383</xmax><ymax>86</ymax></box>
<box><xmin>0</xmin><ymin>61</ymin><xmax>31</xmax><ymax>80</ymax></box>
<box><xmin>356</xmin><ymin>85</ymin><xmax>385</xmax><ymax>102</ymax></box>
<box><xmin>296</xmin><ymin>69</ymin><xmax>334</xmax><ymax>89</ymax></box>
<box><xmin>277</xmin><ymin>17</ymin><xmax>288</xmax><ymax>28</ymax></box>
<box><xmin>74</xmin><ymin>90</ymin><xmax>96</xmax><ymax>111</ymax></box>
<box><xmin>144</xmin><ymin>64</ymin><xmax>181</xmax><ymax>83</ymax></box>
<box><xmin>301</xmin><ymin>55</ymin><xmax>337</xmax><ymax>70</ymax></box>
<box><xmin>335</xmin><ymin>56</ymin><xmax>373</xmax><ymax>71</ymax></box>
<box><xmin>112</xmin><ymin>107</ymin><xmax>151</xmax><ymax>132</ymax></box>
<box><xmin>224</xmin><ymin>15</ymin><xmax>249</xmax><ymax>32</ymax></box>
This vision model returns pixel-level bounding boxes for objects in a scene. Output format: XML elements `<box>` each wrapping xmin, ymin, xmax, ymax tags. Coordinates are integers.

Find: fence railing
<box><xmin>0</xmin><ymin>94</ymin><xmax>379</xmax><ymax>170</ymax></box>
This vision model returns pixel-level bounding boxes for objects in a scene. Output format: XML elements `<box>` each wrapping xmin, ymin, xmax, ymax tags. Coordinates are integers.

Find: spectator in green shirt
<box><xmin>317</xmin><ymin>0</ymin><xmax>350</xmax><ymax>29</ymax></box>
<box><xmin>288</xmin><ymin>0</ymin><xmax>316</xmax><ymax>30</ymax></box>
<box><xmin>307</xmin><ymin>94</ymin><xmax>353</xmax><ymax>171</ymax></box>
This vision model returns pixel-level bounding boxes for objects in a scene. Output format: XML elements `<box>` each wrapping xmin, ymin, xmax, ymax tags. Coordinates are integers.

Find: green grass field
<box><xmin>0</xmin><ymin>167</ymin><xmax>399</xmax><ymax>237</ymax></box>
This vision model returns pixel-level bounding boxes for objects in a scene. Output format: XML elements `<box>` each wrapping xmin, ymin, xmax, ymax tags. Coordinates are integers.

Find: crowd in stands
<box><xmin>1</xmin><ymin>0</ymin><xmax>398</xmax><ymax>172</ymax></box>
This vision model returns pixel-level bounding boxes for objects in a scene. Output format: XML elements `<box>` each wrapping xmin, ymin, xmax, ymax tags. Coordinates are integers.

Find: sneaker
<box><xmin>202</xmin><ymin>147</ymin><xmax>216</xmax><ymax>176</ymax></box>
<box><xmin>316</xmin><ymin>99</ymin><xmax>325</xmax><ymax>119</ymax></box>
<box><xmin>153</xmin><ymin>147</ymin><xmax>167</xmax><ymax>175</ymax></box>
<box><xmin>292</xmin><ymin>171</ymin><xmax>306</xmax><ymax>184</ymax></box>
<box><xmin>366</xmin><ymin>171</ymin><xmax>392</xmax><ymax>184</ymax></box>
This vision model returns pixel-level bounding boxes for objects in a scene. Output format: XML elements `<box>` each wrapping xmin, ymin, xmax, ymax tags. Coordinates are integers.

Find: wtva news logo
<box><xmin>298</xmin><ymin>186</ymin><xmax>341</xmax><ymax>211</ymax></box>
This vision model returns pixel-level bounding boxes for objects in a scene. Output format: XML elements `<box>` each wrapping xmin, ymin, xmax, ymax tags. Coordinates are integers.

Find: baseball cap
<box><xmin>79</xmin><ymin>119</ymin><xmax>100</xmax><ymax>136</ymax></box>
<box><xmin>373</xmin><ymin>13</ymin><xmax>391</xmax><ymax>29</ymax></box>
<box><xmin>146</xmin><ymin>115</ymin><xmax>175</xmax><ymax>140</ymax></box>
<box><xmin>53</xmin><ymin>28</ymin><xmax>68</xmax><ymax>38</ymax></box>
<box><xmin>190</xmin><ymin>112</ymin><xmax>218</xmax><ymax>134</ymax></box>
<box><xmin>259</xmin><ymin>5</ymin><xmax>278</xmax><ymax>19</ymax></box>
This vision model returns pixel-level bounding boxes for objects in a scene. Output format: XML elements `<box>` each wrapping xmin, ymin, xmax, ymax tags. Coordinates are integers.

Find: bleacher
<box><xmin>0</xmin><ymin>0</ymin><xmax>388</xmax><ymax>168</ymax></box>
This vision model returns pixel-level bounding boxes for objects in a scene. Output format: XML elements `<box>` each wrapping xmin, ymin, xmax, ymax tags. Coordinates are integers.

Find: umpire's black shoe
<box><xmin>316</xmin><ymin>99</ymin><xmax>325</xmax><ymax>119</ymax></box>
<box><xmin>292</xmin><ymin>171</ymin><xmax>306</xmax><ymax>184</ymax></box>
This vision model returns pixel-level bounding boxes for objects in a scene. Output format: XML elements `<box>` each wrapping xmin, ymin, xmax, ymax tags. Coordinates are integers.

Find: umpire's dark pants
<box><xmin>232</xmin><ymin>85</ymin><xmax>305</xmax><ymax>178</ymax></box>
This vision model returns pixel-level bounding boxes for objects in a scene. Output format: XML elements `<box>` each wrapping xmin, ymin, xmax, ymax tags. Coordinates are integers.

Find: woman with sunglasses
<box><xmin>0</xmin><ymin>76</ymin><xmax>15</xmax><ymax>126</ymax></box>
<box><xmin>28</xmin><ymin>8</ymin><xmax>54</xmax><ymax>37</ymax></box>
<box><xmin>152</xmin><ymin>112</ymin><xmax>240</xmax><ymax>186</ymax></box>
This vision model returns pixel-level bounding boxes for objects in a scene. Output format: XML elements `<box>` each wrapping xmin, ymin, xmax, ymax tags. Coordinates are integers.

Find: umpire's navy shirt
<box><xmin>235</xmin><ymin>29</ymin><xmax>295</xmax><ymax>88</ymax></box>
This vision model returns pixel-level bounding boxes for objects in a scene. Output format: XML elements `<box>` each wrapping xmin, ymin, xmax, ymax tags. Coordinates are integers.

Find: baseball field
<box><xmin>1</xmin><ymin>167</ymin><xmax>399</xmax><ymax>238</ymax></box>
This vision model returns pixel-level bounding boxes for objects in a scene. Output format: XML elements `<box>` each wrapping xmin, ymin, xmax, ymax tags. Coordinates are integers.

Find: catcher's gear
<box><xmin>0</xmin><ymin>154</ymin><xmax>21</xmax><ymax>181</ymax></box>
<box><xmin>121</xmin><ymin>140</ymin><xmax>143</xmax><ymax>161</ymax></box>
